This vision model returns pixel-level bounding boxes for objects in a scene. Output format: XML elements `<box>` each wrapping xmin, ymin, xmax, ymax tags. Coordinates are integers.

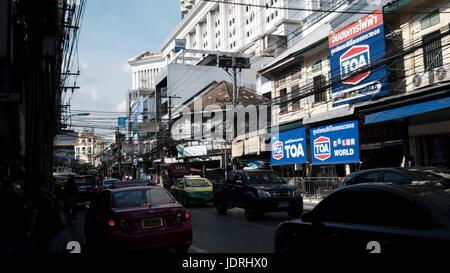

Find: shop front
<box><xmin>309</xmin><ymin>120</ymin><xmax>361</xmax><ymax>177</ymax></box>
<box><xmin>270</xmin><ymin>127</ymin><xmax>308</xmax><ymax>178</ymax></box>
<box><xmin>362</xmin><ymin>94</ymin><xmax>450</xmax><ymax>169</ymax></box>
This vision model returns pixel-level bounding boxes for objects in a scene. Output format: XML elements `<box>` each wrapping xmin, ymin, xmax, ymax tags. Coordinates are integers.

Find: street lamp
<box><xmin>61</xmin><ymin>112</ymin><xmax>90</xmax><ymax>129</ymax></box>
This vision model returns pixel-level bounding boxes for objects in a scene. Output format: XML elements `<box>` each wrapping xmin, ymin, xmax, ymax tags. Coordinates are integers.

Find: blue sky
<box><xmin>69</xmin><ymin>0</ymin><xmax>180</xmax><ymax>134</ymax></box>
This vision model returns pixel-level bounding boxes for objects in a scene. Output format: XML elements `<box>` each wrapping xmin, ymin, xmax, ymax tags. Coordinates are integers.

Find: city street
<box><xmin>2</xmin><ymin>0</ymin><xmax>450</xmax><ymax>260</ymax></box>
<box><xmin>189</xmin><ymin>206</ymin><xmax>308</xmax><ymax>253</ymax></box>
<box><xmin>55</xmin><ymin>203</ymin><xmax>314</xmax><ymax>254</ymax></box>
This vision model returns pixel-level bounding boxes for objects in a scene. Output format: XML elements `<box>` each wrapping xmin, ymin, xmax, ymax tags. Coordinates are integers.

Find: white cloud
<box><xmin>116</xmin><ymin>100</ymin><xmax>127</xmax><ymax>113</ymax></box>
<box><xmin>80</xmin><ymin>59</ymin><xmax>88</xmax><ymax>71</ymax></box>
<box><xmin>79</xmin><ymin>86</ymin><xmax>98</xmax><ymax>102</ymax></box>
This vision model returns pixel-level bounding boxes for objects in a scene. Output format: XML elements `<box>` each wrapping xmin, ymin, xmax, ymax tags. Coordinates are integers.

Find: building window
<box><xmin>422</xmin><ymin>30</ymin><xmax>443</xmax><ymax>70</ymax></box>
<box><xmin>421</xmin><ymin>10</ymin><xmax>440</xmax><ymax>30</ymax></box>
<box><xmin>312</xmin><ymin>60</ymin><xmax>322</xmax><ymax>73</ymax></box>
<box><xmin>291</xmin><ymin>85</ymin><xmax>301</xmax><ymax>111</ymax></box>
<box><xmin>279</xmin><ymin>88</ymin><xmax>288</xmax><ymax>114</ymax></box>
<box><xmin>313</xmin><ymin>75</ymin><xmax>327</xmax><ymax>103</ymax></box>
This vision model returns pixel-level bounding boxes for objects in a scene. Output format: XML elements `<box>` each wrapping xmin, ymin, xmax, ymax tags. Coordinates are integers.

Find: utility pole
<box><xmin>216</xmin><ymin>55</ymin><xmax>250</xmax><ymax>176</ymax></box>
<box><xmin>116</xmin><ymin>127</ymin><xmax>122</xmax><ymax>179</ymax></box>
<box><xmin>232</xmin><ymin>67</ymin><xmax>238</xmax><ymax>108</ymax></box>
<box><xmin>164</xmin><ymin>94</ymin><xmax>182</xmax><ymax>137</ymax></box>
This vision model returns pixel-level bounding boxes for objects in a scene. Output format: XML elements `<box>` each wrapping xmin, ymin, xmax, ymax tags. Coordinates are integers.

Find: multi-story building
<box><xmin>256</xmin><ymin>0</ymin><xmax>450</xmax><ymax>178</ymax></box>
<box><xmin>53</xmin><ymin>133</ymin><xmax>77</xmax><ymax>175</ymax></box>
<box><xmin>93</xmin><ymin>137</ymin><xmax>108</xmax><ymax>168</ymax></box>
<box><xmin>74</xmin><ymin>131</ymin><xmax>96</xmax><ymax>165</ymax></box>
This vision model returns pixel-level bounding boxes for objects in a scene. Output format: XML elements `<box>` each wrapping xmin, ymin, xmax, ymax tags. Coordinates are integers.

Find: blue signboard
<box><xmin>271</xmin><ymin>128</ymin><xmax>307</xmax><ymax>166</ymax></box>
<box><xmin>118</xmin><ymin>117</ymin><xmax>127</xmax><ymax>127</ymax></box>
<box><xmin>310</xmin><ymin>120</ymin><xmax>360</xmax><ymax>165</ymax></box>
<box><xmin>329</xmin><ymin>9</ymin><xmax>388</xmax><ymax>106</ymax></box>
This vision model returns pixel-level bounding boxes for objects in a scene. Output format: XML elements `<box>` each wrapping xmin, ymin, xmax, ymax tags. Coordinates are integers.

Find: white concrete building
<box><xmin>74</xmin><ymin>131</ymin><xmax>96</xmax><ymax>165</ymax></box>
<box><xmin>128</xmin><ymin>51</ymin><xmax>166</xmax><ymax>93</ymax></box>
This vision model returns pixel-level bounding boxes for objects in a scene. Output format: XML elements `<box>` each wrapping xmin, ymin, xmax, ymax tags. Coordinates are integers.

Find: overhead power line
<box><xmin>202</xmin><ymin>0</ymin><xmax>450</xmax><ymax>14</ymax></box>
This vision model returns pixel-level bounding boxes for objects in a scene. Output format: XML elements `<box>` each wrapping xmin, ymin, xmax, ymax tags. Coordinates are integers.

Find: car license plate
<box><xmin>142</xmin><ymin>218</ymin><xmax>163</xmax><ymax>229</ymax></box>
<box><xmin>278</xmin><ymin>201</ymin><xmax>290</xmax><ymax>208</ymax></box>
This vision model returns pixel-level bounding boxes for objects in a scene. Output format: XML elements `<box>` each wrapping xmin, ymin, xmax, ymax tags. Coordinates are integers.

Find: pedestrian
<box><xmin>28</xmin><ymin>175</ymin><xmax>64</xmax><ymax>254</ymax></box>
<box><xmin>63</xmin><ymin>176</ymin><xmax>79</xmax><ymax>225</ymax></box>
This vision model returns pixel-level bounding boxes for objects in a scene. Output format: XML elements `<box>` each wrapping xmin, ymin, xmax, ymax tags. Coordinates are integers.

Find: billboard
<box><xmin>271</xmin><ymin>128</ymin><xmax>307</xmax><ymax>166</ymax></box>
<box><xmin>118</xmin><ymin>117</ymin><xmax>127</xmax><ymax>127</ymax></box>
<box><xmin>174</xmin><ymin>39</ymin><xmax>186</xmax><ymax>53</ymax></box>
<box><xmin>310</xmin><ymin>120</ymin><xmax>360</xmax><ymax>165</ymax></box>
<box><xmin>329</xmin><ymin>9</ymin><xmax>388</xmax><ymax>106</ymax></box>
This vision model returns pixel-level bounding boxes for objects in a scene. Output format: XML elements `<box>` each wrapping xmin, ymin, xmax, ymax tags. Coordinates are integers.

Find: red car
<box><xmin>84</xmin><ymin>182</ymin><xmax>192</xmax><ymax>253</ymax></box>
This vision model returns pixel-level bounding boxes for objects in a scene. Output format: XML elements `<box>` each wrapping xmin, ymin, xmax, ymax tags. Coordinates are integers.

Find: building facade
<box><xmin>74</xmin><ymin>131</ymin><xmax>96</xmax><ymax>165</ymax></box>
<box><xmin>258</xmin><ymin>0</ymin><xmax>450</xmax><ymax>178</ymax></box>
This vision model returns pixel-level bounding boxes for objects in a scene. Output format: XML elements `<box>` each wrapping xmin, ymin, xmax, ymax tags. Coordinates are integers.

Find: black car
<box><xmin>73</xmin><ymin>175</ymin><xmax>98</xmax><ymax>203</ymax></box>
<box><xmin>275</xmin><ymin>183</ymin><xmax>450</xmax><ymax>255</ymax></box>
<box><xmin>343</xmin><ymin>167</ymin><xmax>450</xmax><ymax>186</ymax></box>
<box><xmin>213</xmin><ymin>169</ymin><xmax>303</xmax><ymax>220</ymax></box>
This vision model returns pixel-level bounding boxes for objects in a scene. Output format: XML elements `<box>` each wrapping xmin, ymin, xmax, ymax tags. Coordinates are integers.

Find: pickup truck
<box><xmin>213</xmin><ymin>169</ymin><xmax>303</xmax><ymax>220</ymax></box>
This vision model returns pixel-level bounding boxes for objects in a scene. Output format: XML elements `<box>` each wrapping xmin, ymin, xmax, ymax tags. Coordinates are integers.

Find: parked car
<box><xmin>84</xmin><ymin>182</ymin><xmax>192</xmax><ymax>253</ymax></box>
<box><xmin>342</xmin><ymin>167</ymin><xmax>450</xmax><ymax>186</ymax></box>
<box><xmin>101</xmin><ymin>178</ymin><xmax>121</xmax><ymax>189</ymax></box>
<box><xmin>213</xmin><ymin>169</ymin><xmax>303</xmax><ymax>220</ymax></box>
<box><xmin>73</xmin><ymin>175</ymin><xmax>98</xmax><ymax>203</ymax></box>
<box><xmin>171</xmin><ymin>175</ymin><xmax>214</xmax><ymax>206</ymax></box>
<box><xmin>275</xmin><ymin>183</ymin><xmax>450</xmax><ymax>254</ymax></box>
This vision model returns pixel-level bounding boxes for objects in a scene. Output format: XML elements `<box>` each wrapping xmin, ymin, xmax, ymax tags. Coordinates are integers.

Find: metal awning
<box><xmin>303</xmin><ymin>107</ymin><xmax>355</xmax><ymax>125</ymax></box>
<box><xmin>365</xmin><ymin>96</ymin><xmax>450</xmax><ymax>125</ymax></box>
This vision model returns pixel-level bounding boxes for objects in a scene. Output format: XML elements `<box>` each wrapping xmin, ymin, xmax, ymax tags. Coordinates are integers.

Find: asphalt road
<box><xmin>188</xmin><ymin>205</ymin><xmax>314</xmax><ymax>253</ymax></box>
<box><xmin>54</xmin><ymin>204</ymin><xmax>313</xmax><ymax>254</ymax></box>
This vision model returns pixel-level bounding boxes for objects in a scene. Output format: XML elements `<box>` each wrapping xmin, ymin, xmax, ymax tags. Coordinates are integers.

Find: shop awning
<box><xmin>303</xmin><ymin>107</ymin><xmax>354</xmax><ymax>125</ymax></box>
<box><xmin>365</xmin><ymin>97</ymin><xmax>450</xmax><ymax>125</ymax></box>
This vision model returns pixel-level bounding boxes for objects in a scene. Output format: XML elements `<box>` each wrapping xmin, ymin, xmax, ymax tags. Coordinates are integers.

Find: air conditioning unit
<box><xmin>434</xmin><ymin>64</ymin><xmax>450</xmax><ymax>83</ymax></box>
<box><xmin>412</xmin><ymin>71</ymin><xmax>433</xmax><ymax>89</ymax></box>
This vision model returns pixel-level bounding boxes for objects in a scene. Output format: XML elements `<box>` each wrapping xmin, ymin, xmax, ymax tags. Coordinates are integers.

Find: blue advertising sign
<box><xmin>310</xmin><ymin>120</ymin><xmax>360</xmax><ymax>165</ymax></box>
<box><xmin>118</xmin><ymin>117</ymin><xmax>127</xmax><ymax>127</ymax></box>
<box><xmin>271</xmin><ymin>128</ymin><xmax>307</xmax><ymax>166</ymax></box>
<box><xmin>329</xmin><ymin>9</ymin><xmax>388</xmax><ymax>106</ymax></box>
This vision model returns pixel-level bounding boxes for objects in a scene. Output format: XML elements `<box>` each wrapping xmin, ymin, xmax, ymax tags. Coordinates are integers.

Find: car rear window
<box><xmin>245</xmin><ymin>171</ymin><xmax>284</xmax><ymax>184</ymax></box>
<box><xmin>185</xmin><ymin>179</ymin><xmax>211</xmax><ymax>187</ymax></box>
<box><xmin>112</xmin><ymin>188</ymin><xmax>175</xmax><ymax>208</ymax></box>
<box><xmin>74</xmin><ymin>177</ymin><xmax>95</xmax><ymax>186</ymax></box>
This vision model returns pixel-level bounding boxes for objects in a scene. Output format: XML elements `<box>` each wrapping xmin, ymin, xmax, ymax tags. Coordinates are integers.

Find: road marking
<box><xmin>189</xmin><ymin>245</ymin><xmax>208</xmax><ymax>253</ymax></box>
<box><xmin>190</xmin><ymin>208</ymin><xmax>277</xmax><ymax>231</ymax></box>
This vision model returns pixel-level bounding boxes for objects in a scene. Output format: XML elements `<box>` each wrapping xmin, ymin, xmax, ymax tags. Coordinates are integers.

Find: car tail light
<box><xmin>175</xmin><ymin>210</ymin><xmax>191</xmax><ymax>223</ymax></box>
<box><xmin>183</xmin><ymin>210</ymin><xmax>191</xmax><ymax>221</ymax></box>
<box><xmin>108</xmin><ymin>219</ymin><xmax>116</xmax><ymax>227</ymax></box>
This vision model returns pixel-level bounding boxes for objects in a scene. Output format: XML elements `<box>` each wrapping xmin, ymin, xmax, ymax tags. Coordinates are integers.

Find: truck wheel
<box><xmin>215</xmin><ymin>195</ymin><xmax>228</xmax><ymax>215</ymax></box>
